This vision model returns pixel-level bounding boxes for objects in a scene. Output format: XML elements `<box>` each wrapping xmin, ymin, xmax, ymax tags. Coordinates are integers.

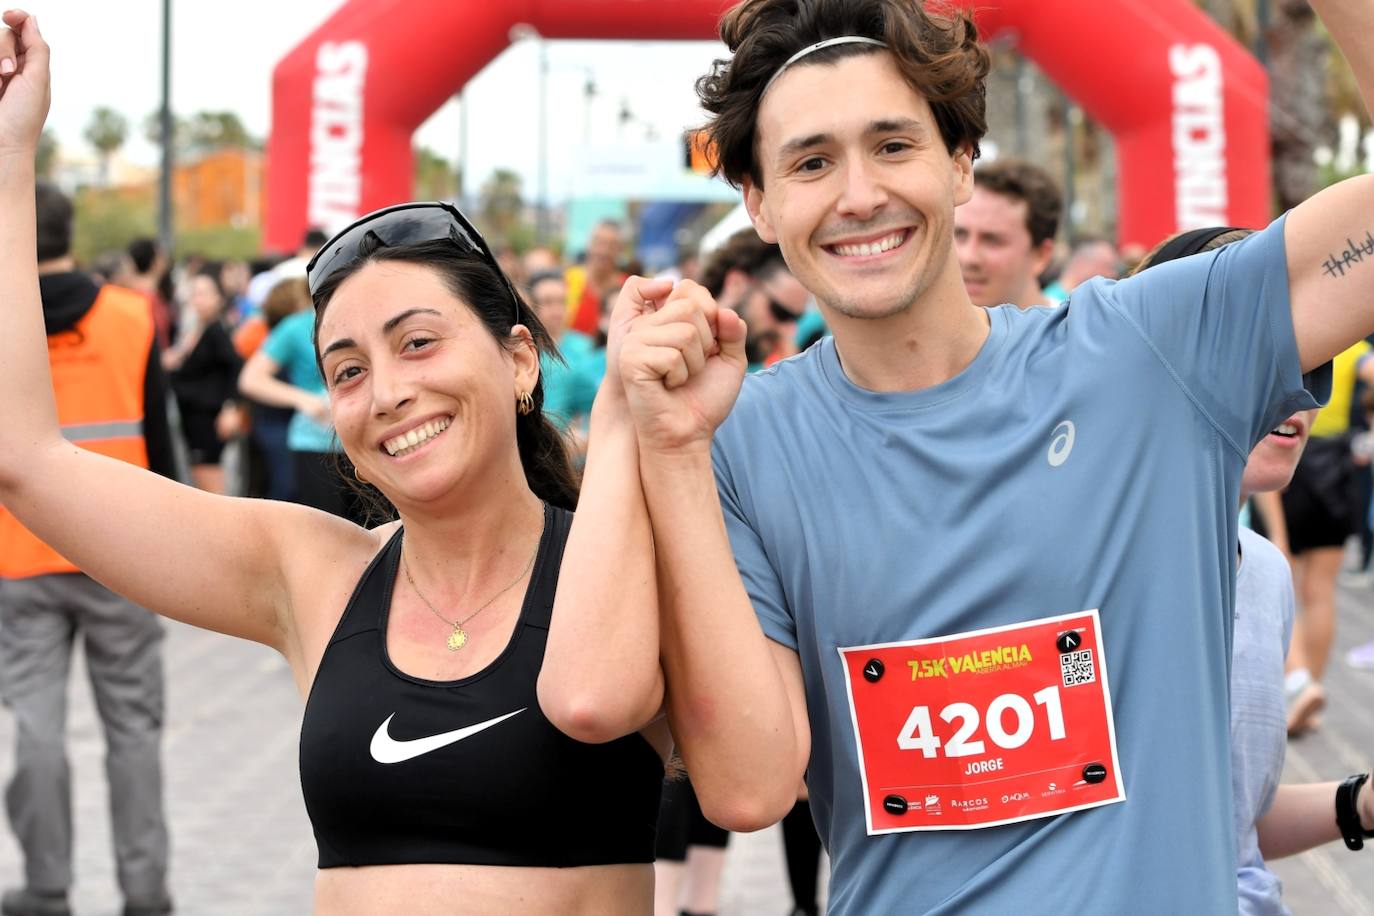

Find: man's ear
<box><xmin>1031</xmin><ymin>237</ymin><xmax>1057</xmax><ymax>277</ymax></box>
<box><xmin>952</xmin><ymin>144</ymin><xmax>975</xmax><ymax>207</ymax></box>
<box><xmin>744</xmin><ymin>176</ymin><xmax>778</xmax><ymax>243</ymax></box>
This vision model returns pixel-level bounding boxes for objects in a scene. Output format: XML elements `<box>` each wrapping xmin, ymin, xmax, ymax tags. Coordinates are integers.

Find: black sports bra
<box><xmin>299</xmin><ymin>504</ymin><xmax>663</xmax><ymax>868</ymax></box>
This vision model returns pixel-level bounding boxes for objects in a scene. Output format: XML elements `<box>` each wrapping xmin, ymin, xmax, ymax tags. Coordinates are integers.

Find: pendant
<box><xmin>447</xmin><ymin>626</ymin><xmax>468</xmax><ymax>651</ymax></box>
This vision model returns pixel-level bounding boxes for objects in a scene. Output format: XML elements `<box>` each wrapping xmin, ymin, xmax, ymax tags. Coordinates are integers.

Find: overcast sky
<box><xmin>30</xmin><ymin>0</ymin><xmax>730</xmax><ymax>202</ymax></box>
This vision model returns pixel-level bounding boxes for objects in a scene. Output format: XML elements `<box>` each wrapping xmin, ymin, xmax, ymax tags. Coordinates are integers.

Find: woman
<box><xmin>165</xmin><ymin>267</ymin><xmax>244</xmax><ymax>494</ymax></box>
<box><xmin>234</xmin><ymin>276</ymin><xmax>311</xmax><ymax>501</ymax></box>
<box><xmin>0</xmin><ymin>15</ymin><xmax>669</xmax><ymax>914</ymax></box>
<box><xmin>238</xmin><ymin>268</ymin><xmax>368</xmax><ymax>523</ymax></box>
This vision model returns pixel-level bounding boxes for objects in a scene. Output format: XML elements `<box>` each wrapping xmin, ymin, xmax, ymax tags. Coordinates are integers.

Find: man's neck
<box><xmin>1019</xmin><ymin>278</ymin><xmax>1052</xmax><ymax>308</ymax></box>
<box><xmin>826</xmin><ymin>269</ymin><xmax>991</xmax><ymax>393</ymax></box>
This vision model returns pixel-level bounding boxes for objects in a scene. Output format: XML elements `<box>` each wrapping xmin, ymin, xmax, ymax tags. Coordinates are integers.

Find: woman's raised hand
<box><xmin>618</xmin><ymin>278</ymin><xmax>748</xmax><ymax>455</ymax></box>
<box><xmin>0</xmin><ymin>11</ymin><xmax>50</xmax><ymax>158</ymax></box>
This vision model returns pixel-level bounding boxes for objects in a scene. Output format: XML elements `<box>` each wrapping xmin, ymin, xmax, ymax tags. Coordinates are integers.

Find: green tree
<box><xmin>414</xmin><ymin>146</ymin><xmax>457</xmax><ymax>200</ymax></box>
<box><xmin>479</xmin><ymin>168</ymin><xmax>525</xmax><ymax>240</ymax></box>
<box><xmin>35</xmin><ymin>129</ymin><xmax>58</xmax><ymax>180</ymax></box>
<box><xmin>143</xmin><ymin>110</ymin><xmax>189</xmax><ymax>150</ymax></box>
<box><xmin>83</xmin><ymin>106</ymin><xmax>129</xmax><ymax>187</ymax></box>
<box><xmin>186</xmin><ymin>110</ymin><xmax>257</xmax><ymax>152</ymax></box>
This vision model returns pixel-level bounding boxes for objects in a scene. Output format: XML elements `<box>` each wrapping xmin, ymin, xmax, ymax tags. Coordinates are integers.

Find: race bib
<box><xmin>838</xmin><ymin>610</ymin><xmax>1124</xmax><ymax>834</ymax></box>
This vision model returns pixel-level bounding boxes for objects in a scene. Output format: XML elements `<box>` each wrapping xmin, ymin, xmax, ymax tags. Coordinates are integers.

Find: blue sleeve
<box><xmin>261</xmin><ymin>313</ymin><xmax>303</xmax><ymax>370</ymax></box>
<box><xmin>1102</xmin><ymin>214</ymin><xmax>1329</xmax><ymax>456</ymax></box>
<box><xmin>712</xmin><ymin>439</ymin><xmax>796</xmax><ymax>650</ymax></box>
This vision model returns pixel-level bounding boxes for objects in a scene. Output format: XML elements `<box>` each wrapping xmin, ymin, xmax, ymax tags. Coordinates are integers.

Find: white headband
<box><xmin>760</xmin><ymin>36</ymin><xmax>889</xmax><ymax>98</ymax></box>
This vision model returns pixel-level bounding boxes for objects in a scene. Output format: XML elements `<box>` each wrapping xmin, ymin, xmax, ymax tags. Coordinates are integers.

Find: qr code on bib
<box><xmin>1060</xmin><ymin>650</ymin><xmax>1096</xmax><ymax>687</ymax></box>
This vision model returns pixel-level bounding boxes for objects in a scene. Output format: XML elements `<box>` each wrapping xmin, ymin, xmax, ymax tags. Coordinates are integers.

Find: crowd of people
<box><xmin>2</xmin><ymin>1</ymin><xmax>1374</xmax><ymax>914</ymax></box>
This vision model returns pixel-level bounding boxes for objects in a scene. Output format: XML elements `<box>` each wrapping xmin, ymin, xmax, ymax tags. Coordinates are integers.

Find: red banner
<box><xmin>266</xmin><ymin>0</ymin><xmax>1270</xmax><ymax>253</ymax></box>
<box><xmin>839</xmin><ymin>610</ymin><xmax>1124</xmax><ymax>834</ymax></box>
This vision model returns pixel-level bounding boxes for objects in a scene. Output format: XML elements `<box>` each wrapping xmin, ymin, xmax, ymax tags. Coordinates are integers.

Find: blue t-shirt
<box><xmin>1233</xmin><ymin>527</ymin><xmax>1295</xmax><ymax>916</ymax></box>
<box><xmin>541</xmin><ymin>331</ymin><xmax>598</xmax><ymax>429</ymax></box>
<box><xmin>711</xmin><ymin>215</ymin><xmax>1329</xmax><ymax>915</ymax></box>
<box><xmin>261</xmin><ymin>309</ymin><xmax>338</xmax><ymax>454</ymax></box>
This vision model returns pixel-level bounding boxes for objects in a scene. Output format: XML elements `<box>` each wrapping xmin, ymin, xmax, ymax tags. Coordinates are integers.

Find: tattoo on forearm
<box><xmin>1322</xmin><ymin>231</ymin><xmax>1374</xmax><ymax>278</ymax></box>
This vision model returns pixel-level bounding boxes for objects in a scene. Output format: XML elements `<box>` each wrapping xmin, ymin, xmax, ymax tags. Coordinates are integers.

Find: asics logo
<box><xmin>1048</xmin><ymin>420</ymin><xmax>1076</xmax><ymax>467</ymax></box>
<box><xmin>369</xmin><ymin>709</ymin><xmax>525</xmax><ymax>764</ymax></box>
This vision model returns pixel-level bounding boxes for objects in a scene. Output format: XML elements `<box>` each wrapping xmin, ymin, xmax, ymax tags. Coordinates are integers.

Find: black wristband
<box><xmin>1336</xmin><ymin>773</ymin><xmax>1374</xmax><ymax>851</ymax></box>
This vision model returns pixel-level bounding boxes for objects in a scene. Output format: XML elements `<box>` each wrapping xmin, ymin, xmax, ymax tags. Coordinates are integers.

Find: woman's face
<box><xmin>189</xmin><ymin>275</ymin><xmax>224</xmax><ymax>322</ymax></box>
<box><xmin>316</xmin><ymin>261</ymin><xmax>539</xmax><ymax>509</ymax></box>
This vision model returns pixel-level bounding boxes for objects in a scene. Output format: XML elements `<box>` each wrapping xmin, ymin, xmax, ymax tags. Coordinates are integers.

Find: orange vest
<box><xmin>0</xmin><ymin>286</ymin><xmax>154</xmax><ymax>578</ymax></box>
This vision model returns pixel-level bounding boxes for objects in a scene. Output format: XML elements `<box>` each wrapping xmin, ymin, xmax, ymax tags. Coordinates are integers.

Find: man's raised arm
<box><xmin>1287</xmin><ymin>1</ymin><xmax>1374</xmax><ymax>370</ymax></box>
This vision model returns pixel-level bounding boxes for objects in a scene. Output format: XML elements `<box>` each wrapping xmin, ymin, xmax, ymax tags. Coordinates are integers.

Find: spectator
<box><xmin>565</xmin><ymin>220</ymin><xmax>626</xmax><ymax>336</ymax></box>
<box><xmin>165</xmin><ymin>267</ymin><xmax>245</xmax><ymax>495</ymax></box>
<box><xmin>955</xmin><ymin>158</ymin><xmax>1061</xmax><ymax>308</ymax></box>
<box><xmin>1043</xmin><ymin>237</ymin><xmax>1123</xmax><ymax>302</ymax></box>
<box><xmin>0</xmin><ymin>182</ymin><xmax>176</xmax><ymax>916</ymax></box>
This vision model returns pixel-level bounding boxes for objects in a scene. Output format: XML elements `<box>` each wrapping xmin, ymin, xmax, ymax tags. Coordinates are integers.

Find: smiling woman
<box><xmin>0</xmin><ymin>18</ymin><xmax>672</xmax><ymax>912</ymax></box>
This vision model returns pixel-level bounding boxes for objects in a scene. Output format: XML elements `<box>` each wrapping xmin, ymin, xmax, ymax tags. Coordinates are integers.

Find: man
<box><xmin>0</xmin><ymin>184</ymin><xmax>177</xmax><ymax>916</ymax></box>
<box><xmin>615</xmin><ymin>0</ymin><xmax>1374</xmax><ymax>911</ymax></box>
<box><xmin>528</xmin><ymin>270</ymin><xmax>597</xmax><ymax>431</ymax></box>
<box><xmin>1043</xmin><ymin>237</ymin><xmax>1123</xmax><ymax>302</ymax></box>
<box><xmin>565</xmin><ymin>219</ymin><xmax>627</xmax><ymax>336</ymax></box>
<box><xmin>700</xmin><ymin>228</ymin><xmax>810</xmax><ymax>368</ymax></box>
<box><xmin>120</xmin><ymin>237</ymin><xmax>171</xmax><ymax>351</ymax></box>
<box><xmin>954</xmin><ymin>157</ymin><xmax>1061</xmax><ymax>308</ymax></box>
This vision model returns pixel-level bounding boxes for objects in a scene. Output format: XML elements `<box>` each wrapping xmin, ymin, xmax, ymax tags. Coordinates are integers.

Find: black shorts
<box><xmin>180</xmin><ymin>405</ymin><xmax>225</xmax><ymax>466</ymax></box>
<box><xmin>654</xmin><ymin>776</ymin><xmax>728</xmax><ymax>862</ymax></box>
<box><xmin>1282</xmin><ymin>434</ymin><xmax>1359</xmax><ymax>554</ymax></box>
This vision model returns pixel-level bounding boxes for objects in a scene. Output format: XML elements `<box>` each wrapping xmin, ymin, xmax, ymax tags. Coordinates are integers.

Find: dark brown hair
<box><xmin>311</xmin><ymin>239</ymin><xmax>579</xmax><ymax>518</ymax></box>
<box><xmin>698</xmin><ymin>228</ymin><xmax>784</xmax><ymax>298</ymax></box>
<box><xmin>697</xmin><ymin>0</ymin><xmax>990</xmax><ymax>189</ymax></box>
<box><xmin>973</xmin><ymin>158</ymin><xmax>1063</xmax><ymax>248</ymax></box>
<box><xmin>1131</xmin><ymin>228</ymin><xmax>1253</xmax><ymax>277</ymax></box>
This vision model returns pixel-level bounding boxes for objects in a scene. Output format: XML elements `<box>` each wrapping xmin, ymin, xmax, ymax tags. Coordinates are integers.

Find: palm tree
<box><xmin>480</xmin><ymin>168</ymin><xmax>525</xmax><ymax>240</ymax></box>
<box><xmin>35</xmin><ymin>129</ymin><xmax>58</xmax><ymax>180</ymax></box>
<box><xmin>83</xmin><ymin>106</ymin><xmax>129</xmax><ymax>187</ymax></box>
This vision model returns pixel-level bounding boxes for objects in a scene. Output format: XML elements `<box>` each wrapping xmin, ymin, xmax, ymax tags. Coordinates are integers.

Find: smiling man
<box><xmin>615</xmin><ymin>0</ymin><xmax>1374</xmax><ymax>913</ymax></box>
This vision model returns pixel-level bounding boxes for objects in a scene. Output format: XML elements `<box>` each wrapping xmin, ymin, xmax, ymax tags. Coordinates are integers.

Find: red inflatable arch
<box><xmin>265</xmin><ymin>0</ymin><xmax>1269</xmax><ymax>252</ymax></box>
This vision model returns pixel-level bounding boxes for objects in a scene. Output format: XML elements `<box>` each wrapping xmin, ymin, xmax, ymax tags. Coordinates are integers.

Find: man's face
<box><xmin>955</xmin><ymin>187</ymin><xmax>1052</xmax><ymax>308</ymax></box>
<box><xmin>587</xmin><ymin>226</ymin><xmax>622</xmax><ymax>274</ymax></box>
<box><xmin>744</xmin><ymin>52</ymin><xmax>973</xmax><ymax>321</ymax></box>
<box><xmin>529</xmin><ymin>277</ymin><xmax>567</xmax><ymax>339</ymax></box>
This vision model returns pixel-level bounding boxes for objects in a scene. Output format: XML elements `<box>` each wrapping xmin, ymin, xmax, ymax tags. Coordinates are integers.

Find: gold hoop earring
<box><xmin>354</xmin><ymin>467</ymin><xmax>368</xmax><ymax>485</ymax></box>
<box><xmin>517</xmin><ymin>391</ymin><xmax>535</xmax><ymax>416</ymax></box>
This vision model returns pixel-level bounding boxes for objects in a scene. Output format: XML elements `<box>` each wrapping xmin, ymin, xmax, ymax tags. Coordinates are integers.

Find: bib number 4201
<box><xmin>897</xmin><ymin>686</ymin><xmax>1066</xmax><ymax>758</ymax></box>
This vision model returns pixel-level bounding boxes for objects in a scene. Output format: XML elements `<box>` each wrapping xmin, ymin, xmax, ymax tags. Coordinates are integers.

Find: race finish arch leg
<box><xmin>264</xmin><ymin>0</ymin><xmax>1270</xmax><ymax>253</ymax></box>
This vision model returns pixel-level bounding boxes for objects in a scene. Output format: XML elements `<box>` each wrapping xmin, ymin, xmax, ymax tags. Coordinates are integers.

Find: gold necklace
<box><xmin>402</xmin><ymin>541</ymin><xmax>539</xmax><ymax>651</ymax></box>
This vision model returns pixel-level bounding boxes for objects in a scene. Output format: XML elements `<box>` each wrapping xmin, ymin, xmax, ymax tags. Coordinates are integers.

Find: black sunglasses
<box><xmin>306</xmin><ymin>201</ymin><xmax>523</xmax><ymax>325</ymax></box>
<box><xmin>767</xmin><ymin>298</ymin><xmax>804</xmax><ymax>324</ymax></box>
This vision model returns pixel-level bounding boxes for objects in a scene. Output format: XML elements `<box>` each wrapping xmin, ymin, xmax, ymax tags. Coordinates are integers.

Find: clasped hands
<box><xmin>600</xmin><ymin>276</ymin><xmax>749</xmax><ymax>455</ymax></box>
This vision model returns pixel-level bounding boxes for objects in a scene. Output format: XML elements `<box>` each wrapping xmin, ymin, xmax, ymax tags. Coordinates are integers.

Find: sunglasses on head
<box><xmin>305</xmin><ymin>201</ymin><xmax>523</xmax><ymax>326</ymax></box>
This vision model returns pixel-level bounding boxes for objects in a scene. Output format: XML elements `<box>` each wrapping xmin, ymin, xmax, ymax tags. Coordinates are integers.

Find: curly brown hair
<box><xmin>696</xmin><ymin>0</ymin><xmax>990</xmax><ymax>189</ymax></box>
<box><xmin>973</xmin><ymin>158</ymin><xmax>1063</xmax><ymax>248</ymax></box>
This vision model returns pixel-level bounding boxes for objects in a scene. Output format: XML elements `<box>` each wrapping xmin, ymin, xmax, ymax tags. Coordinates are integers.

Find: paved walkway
<box><xmin>0</xmin><ymin>579</ymin><xmax>1370</xmax><ymax>914</ymax></box>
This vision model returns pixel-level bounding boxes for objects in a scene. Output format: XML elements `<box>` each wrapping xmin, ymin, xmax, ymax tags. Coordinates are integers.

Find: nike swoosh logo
<box><xmin>369</xmin><ymin>708</ymin><xmax>525</xmax><ymax>764</ymax></box>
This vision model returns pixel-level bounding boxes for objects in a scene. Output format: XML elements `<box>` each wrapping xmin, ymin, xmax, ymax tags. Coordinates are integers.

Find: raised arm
<box><xmin>620</xmin><ymin>281</ymin><xmax>810</xmax><ymax>831</ymax></box>
<box><xmin>1287</xmin><ymin>0</ymin><xmax>1374</xmax><ymax>370</ymax></box>
<box><xmin>538</xmin><ymin>278</ymin><xmax>671</xmax><ymax>743</ymax></box>
<box><xmin>239</xmin><ymin>349</ymin><xmax>330</xmax><ymax>419</ymax></box>
<box><xmin>0</xmin><ymin>12</ymin><xmax>352</xmax><ymax>659</ymax></box>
